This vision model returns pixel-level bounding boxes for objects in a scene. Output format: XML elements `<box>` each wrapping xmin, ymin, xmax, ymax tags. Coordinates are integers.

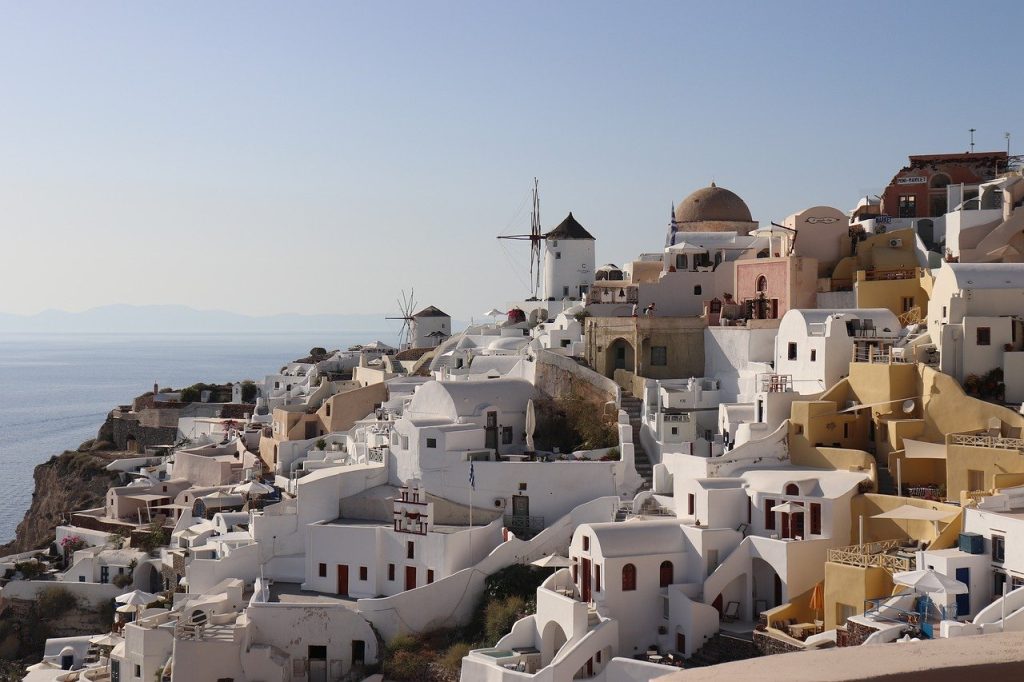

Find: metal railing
<box><xmin>758</xmin><ymin>374</ymin><xmax>793</xmax><ymax>393</ymax></box>
<box><xmin>827</xmin><ymin>539</ymin><xmax>912</xmax><ymax>572</ymax></box>
<box><xmin>950</xmin><ymin>433</ymin><xmax>1024</xmax><ymax>453</ymax></box>
<box><xmin>504</xmin><ymin>515</ymin><xmax>545</xmax><ymax>539</ymax></box>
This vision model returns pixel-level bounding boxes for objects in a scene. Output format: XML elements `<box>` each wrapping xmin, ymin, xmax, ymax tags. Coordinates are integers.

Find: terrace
<box><xmin>826</xmin><ymin>539</ymin><xmax>914</xmax><ymax>573</ymax></box>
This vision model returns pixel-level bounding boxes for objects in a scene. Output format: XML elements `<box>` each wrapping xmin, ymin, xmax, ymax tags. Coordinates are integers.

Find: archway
<box><xmin>751</xmin><ymin>558</ymin><xmax>782</xmax><ymax>616</ymax></box>
<box><xmin>605</xmin><ymin>338</ymin><xmax>635</xmax><ymax>377</ymax></box>
<box><xmin>541</xmin><ymin>620</ymin><xmax>568</xmax><ymax>666</ymax></box>
<box><xmin>133</xmin><ymin>562</ymin><xmax>161</xmax><ymax>593</ymax></box>
<box><xmin>712</xmin><ymin>573</ymin><xmax>747</xmax><ymax>622</ymax></box>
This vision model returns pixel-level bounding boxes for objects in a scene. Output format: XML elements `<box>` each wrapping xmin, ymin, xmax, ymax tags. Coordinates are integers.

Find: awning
<box><xmin>903</xmin><ymin>439</ymin><xmax>947</xmax><ymax>459</ymax></box>
<box><xmin>771</xmin><ymin>502</ymin><xmax>806</xmax><ymax>514</ymax></box>
<box><xmin>871</xmin><ymin>505</ymin><xmax>956</xmax><ymax>522</ymax></box>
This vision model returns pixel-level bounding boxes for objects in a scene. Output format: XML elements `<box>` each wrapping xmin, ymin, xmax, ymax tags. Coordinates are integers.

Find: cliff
<box><xmin>0</xmin><ymin>430</ymin><xmax>127</xmax><ymax>555</ymax></box>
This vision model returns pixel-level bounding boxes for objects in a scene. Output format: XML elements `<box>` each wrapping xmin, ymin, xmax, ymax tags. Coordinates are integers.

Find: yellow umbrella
<box><xmin>809</xmin><ymin>581</ymin><xmax>824</xmax><ymax>621</ymax></box>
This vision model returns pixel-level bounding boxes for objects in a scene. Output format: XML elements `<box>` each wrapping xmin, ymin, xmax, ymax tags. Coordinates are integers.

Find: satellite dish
<box><xmin>902</xmin><ymin>399</ymin><xmax>915</xmax><ymax>414</ymax></box>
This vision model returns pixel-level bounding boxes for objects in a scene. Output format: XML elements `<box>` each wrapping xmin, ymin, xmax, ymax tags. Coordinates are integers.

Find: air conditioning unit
<box><xmin>889</xmin><ymin>238</ymin><xmax>903</xmax><ymax>247</ymax></box>
<box><xmin>493</xmin><ymin>498</ymin><xmax>506</xmax><ymax>509</ymax></box>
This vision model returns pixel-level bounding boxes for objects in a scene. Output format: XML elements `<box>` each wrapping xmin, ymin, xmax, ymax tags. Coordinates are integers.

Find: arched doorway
<box><xmin>752</xmin><ymin>558</ymin><xmax>782</xmax><ymax>616</ymax></box>
<box><xmin>605</xmin><ymin>338</ymin><xmax>635</xmax><ymax>376</ymax></box>
<box><xmin>541</xmin><ymin>620</ymin><xmax>568</xmax><ymax>666</ymax></box>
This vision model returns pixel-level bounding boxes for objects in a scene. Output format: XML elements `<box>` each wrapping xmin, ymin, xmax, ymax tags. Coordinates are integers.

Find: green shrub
<box><xmin>240</xmin><ymin>380</ymin><xmax>258</xmax><ymax>403</ymax></box>
<box><xmin>14</xmin><ymin>561</ymin><xmax>45</xmax><ymax>580</ymax></box>
<box><xmin>112</xmin><ymin>573</ymin><xmax>133</xmax><ymax>588</ymax></box>
<box><xmin>484</xmin><ymin>596</ymin><xmax>525</xmax><ymax>643</ymax></box>
<box><xmin>435</xmin><ymin>641</ymin><xmax>472</xmax><ymax>680</ymax></box>
<box><xmin>383</xmin><ymin>648</ymin><xmax>435</xmax><ymax>681</ymax></box>
<box><xmin>36</xmin><ymin>587</ymin><xmax>78</xmax><ymax>618</ymax></box>
<box><xmin>483</xmin><ymin>564</ymin><xmax>551</xmax><ymax>603</ymax></box>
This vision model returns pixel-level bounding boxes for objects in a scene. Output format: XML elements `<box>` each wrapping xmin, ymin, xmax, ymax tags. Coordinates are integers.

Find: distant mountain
<box><xmin>0</xmin><ymin>304</ymin><xmax>401</xmax><ymax>334</ymax></box>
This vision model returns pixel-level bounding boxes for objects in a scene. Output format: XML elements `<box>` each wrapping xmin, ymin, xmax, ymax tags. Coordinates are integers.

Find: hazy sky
<box><xmin>2</xmin><ymin>2</ymin><xmax>1020</xmax><ymax>320</ymax></box>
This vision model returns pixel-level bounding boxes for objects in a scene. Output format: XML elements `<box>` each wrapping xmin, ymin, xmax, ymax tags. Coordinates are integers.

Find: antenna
<box><xmin>385</xmin><ymin>289</ymin><xmax>417</xmax><ymax>349</ymax></box>
<box><xmin>969</xmin><ymin>128</ymin><xmax>976</xmax><ymax>153</ymax></box>
<box><xmin>1006</xmin><ymin>132</ymin><xmax>1012</xmax><ymax>156</ymax></box>
<box><xmin>497</xmin><ymin>178</ymin><xmax>543</xmax><ymax>298</ymax></box>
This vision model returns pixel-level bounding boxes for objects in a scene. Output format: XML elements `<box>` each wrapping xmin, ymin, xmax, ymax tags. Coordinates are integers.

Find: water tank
<box><xmin>959</xmin><ymin>532</ymin><xmax>984</xmax><ymax>555</ymax></box>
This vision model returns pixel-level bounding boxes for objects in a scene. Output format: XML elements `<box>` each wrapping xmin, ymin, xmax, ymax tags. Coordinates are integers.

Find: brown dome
<box><xmin>675</xmin><ymin>183</ymin><xmax>752</xmax><ymax>224</ymax></box>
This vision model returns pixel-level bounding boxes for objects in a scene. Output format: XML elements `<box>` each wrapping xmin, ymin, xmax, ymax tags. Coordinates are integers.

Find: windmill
<box><xmin>386</xmin><ymin>289</ymin><xmax>418</xmax><ymax>350</ymax></box>
<box><xmin>497</xmin><ymin>177</ymin><xmax>543</xmax><ymax>298</ymax></box>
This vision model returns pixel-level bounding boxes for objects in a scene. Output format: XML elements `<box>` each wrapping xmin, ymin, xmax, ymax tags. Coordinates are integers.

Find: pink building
<box><xmin>734</xmin><ymin>256</ymin><xmax>818</xmax><ymax>320</ymax></box>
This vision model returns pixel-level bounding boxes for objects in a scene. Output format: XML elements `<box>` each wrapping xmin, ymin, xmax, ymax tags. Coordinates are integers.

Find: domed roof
<box><xmin>675</xmin><ymin>183</ymin><xmax>752</xmax><ymax>224</ymax></box>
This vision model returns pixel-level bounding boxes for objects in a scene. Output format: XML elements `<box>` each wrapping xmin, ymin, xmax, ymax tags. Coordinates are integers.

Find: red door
<box><xmin>581</xmin><ymin>558</ymin><xmax>592</xmax><ymax>602</ymax></box>
<box><xmin>337</xmin><ymin>564</ymin><xmax>349</xmax><ymax>596</ymax></box>
<box><xmin>405</xmin><ymin>566</ymin><xmax>416</xmax><ymax>591</ymax></box>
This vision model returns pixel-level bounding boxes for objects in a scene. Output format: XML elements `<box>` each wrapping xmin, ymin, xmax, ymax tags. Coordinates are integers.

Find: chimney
<box><xmin>154</xmin><ymin>382</ymin><xmax>159</xmax><ymax>394</ymax></box>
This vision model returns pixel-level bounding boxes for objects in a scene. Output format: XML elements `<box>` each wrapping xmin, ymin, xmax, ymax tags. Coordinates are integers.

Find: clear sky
<box><xmin>1</xmin><ymin>1</ymin><xmax>1020</xmax><ymax>321</ymax></box>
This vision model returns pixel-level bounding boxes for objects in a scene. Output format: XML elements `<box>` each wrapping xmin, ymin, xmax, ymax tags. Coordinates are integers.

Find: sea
<box><xmin>0</xmin><ymin>332</ymin><xmax>392</xmax><ymax>545</ymax></box>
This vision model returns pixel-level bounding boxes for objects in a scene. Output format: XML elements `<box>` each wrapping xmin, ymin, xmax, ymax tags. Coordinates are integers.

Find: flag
<box><xmin>469</xmin><ymin>460</ymin><xmax>476</xmax><ymax>490</ymax></box>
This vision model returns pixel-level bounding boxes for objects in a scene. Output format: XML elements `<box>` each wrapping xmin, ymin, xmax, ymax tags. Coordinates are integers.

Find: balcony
<box><xmin>757</xmin><ymin>374</ymin><xmax>793</xmax><ymax>393</ymax></box>
<box><xmin>860</xmin><ymin>268</ymin><xmax>917</xmax><ymax>282</ymax></box>
<box><xmin>826</xmin><ymin>539</ymin><xmax>914</xmax><ymax>573</ymax></box>
<box><xmin>949</xmin><ymin>432</ymin><xmax>1024</xmax><ymax>454</ymax></box>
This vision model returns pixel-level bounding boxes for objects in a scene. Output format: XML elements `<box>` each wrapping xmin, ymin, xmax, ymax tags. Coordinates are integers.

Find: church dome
<box><xmin>675</xmin><ymin>183</ymin><xmax>752</xmax><ymax>224</ymax></box>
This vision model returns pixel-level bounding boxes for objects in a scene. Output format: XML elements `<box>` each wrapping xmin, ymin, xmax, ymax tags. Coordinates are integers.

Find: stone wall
<box><xmin>533</xmin><ymin>349</ymin><xmax>620</xmax><ymax>406</ymax></box>
<box><xmin>752</xmin><ymin>629</ymin><xmax>806</xmax><ymax>656</ymax></box>
<box><xmin>110</xmin><ymin>413</ymin><xmax>177</xmax><ymax>452</ymax></box>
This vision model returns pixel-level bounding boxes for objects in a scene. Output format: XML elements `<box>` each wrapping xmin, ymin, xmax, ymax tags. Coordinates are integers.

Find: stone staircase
<box><xmin>686</xmin><ymin>632</ymin><xmax>761</xmax><ymax>668</ymax></box>
<box><xmin>876</xmin><ymin>465</ymin><xmax>897</xmax><ymax>495</ymax></box>
<box><xmin>620</xmin><ymin>394</ymin><xmax>653</xmax><ymax>489</ymax></box>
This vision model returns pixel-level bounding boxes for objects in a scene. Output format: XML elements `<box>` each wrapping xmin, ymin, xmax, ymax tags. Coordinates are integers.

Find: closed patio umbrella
<box><xmin>808</xmin><ymin>581</ymin><xmax>824</xmax><ymax>621</ymax></box>
<box><xmin>525</xmin><ymin>399</ymin><xmax>536</xmax><ymax>453</ymax></box>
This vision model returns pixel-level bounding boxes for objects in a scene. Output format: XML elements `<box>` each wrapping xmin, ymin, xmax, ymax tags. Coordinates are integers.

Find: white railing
<box><xmin>950</xmin><ymin>433</ymin><xmax>1024</xmax><ymax>453</ymax></box>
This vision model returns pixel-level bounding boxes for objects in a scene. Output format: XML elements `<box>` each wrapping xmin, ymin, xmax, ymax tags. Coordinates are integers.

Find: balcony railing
<box><xmin>757</xmin><ymin>374</ymin><xmax>793</xmax><ymax>393</ymax></box>
<box><xmin>827</xmin><ymin>539</ymin><xmax>913</xmax><ymax>572</ymax></box>
<box><xmin>862</xmin><ymin>268</ymin><xmax>917</xmax><ymax>282</ymax></box>
<box><xmin>504</xmin><ymin>515</ymin><xmax>545</xmax><ymax>539</ymax></box>
<box><xmin>950</xmin><ymin>433</ymin><xmax>1024</xmax><ymax>453</ymax></box>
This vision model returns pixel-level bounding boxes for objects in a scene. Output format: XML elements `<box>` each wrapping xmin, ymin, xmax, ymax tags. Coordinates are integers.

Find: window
<box><xmin>100</xmin><ymin>566</ymin><xmax>109</xmax><ymax>584</ymax></box>
<box><xmin>977</xmin><ymin>327</ymin><xmax>991</xmax><ymax>346</ymax></box>
<box><xmin>563</xmin><ymin>286</ymin><xmax>569</xmax><ymax>296</ymax></box>
<box><xmin>810</xmin><ymin>503</ymin><xmax>822</xmax><ymax>535</ymax></box>
<box><xmin>582</xmin><ymin>535</ymin><xmax>590</xmax><ymax>552</ymax></box>
<box><xmin>676</xmin><ymin>254</ymin><xmax>688</xmax><ymax>270</ymax></box>
<box><xmin>556</xmin><ymin>252</ymin><xmax>561</xmax><ymax>260</ymax></box>
<box><xmin>993</xmin><ymin>534</ymin><xmax>1006</xmax><ymax>563</ymax></box>
<box><xmin>687</xmin><ymin>493</ymin><xmax>695</xmax><ymax>516</ymax></box>
<box><xmin>756</xmin><ymin>275</ymin><xmax>768</xmax><ymax>292</ymax></box>
<box><xmin>359</xmin><ymin>566</ymin><xmax>368</xmax><ymax>581</ymax></box>
<box><xmin>519</xmin><ymin>482</ymin><xmax>527</xmax><ymax>491</ymax></box>
<box><xmin>135</xmin><ymin>665</ymin><xmax>141</xmax><ymax>678</ymax></box>
<box><xmin>427</xmin><ymin>569</ymin><xmax>434</xmax><ymax>584</ymax></box>
<box><xmin>787</xmin><ymin>343</ymin><xmax>797</xmax><ymax>361</ymax></box>
<box><xmin>693</xmin><ymin>285</ymin><xmax>702</xmax><ymax>296</ymax></box>
<box><xmin>785</xmin><ymin>483</ymin><xmax>799</xmax><ymax>496</ymax></box>
<box><xmin>325</xmin><ymin>403</ymin><xmax>331</xmax><ymax>417</ymax></box>
<box><xmin>901</xmin><ymin>297</ymin><xmax>914</xmax><ymax>313</ymax></box>
<box><xmin>968</xmin><ymin>469</ymin><xmax>985</xmax><ymax>492</ymax></box>
<box><xmin>671</xmin><ymin>427</ymin><xmax>678</xmax><ymax>435</ymax></box>
<box><xmin>765</xmin><ymin>498</ymin><xmax>776</xmax><ymax>530</ymax></box>
<box><xmin>388</xmin><ymin>564</ymin><xmax>395</xmax><ymax>581</ymax></box>
<box><xmin>502</xmin><ymin>426</ymin><xmax>513</xmax><ymax>445</ymax></box>
<box><xmin>660</xmin><ymin>560</ymin><xmax>673</xmax><ymax>587</ymax></box>
<box><xmin>407</xmin><ymin>541</ymin><xmax>415</xmax><ymax>559</ymax></box>
<box><xmin>898</xmin><ymin>195</ymin><xmax>917</xmax><ymax>218</ymax></box>
<box><xmin>942</xmin><ymin>305</ymin><xmax>947</xmax><ymax>319</ymax></box>
<box><xmin>843</xmin><ymin>423</ymin><xmax>849</xmax><ymax>438</ymax></box>
<box><xmin>426</xmin><ymin>437</ymin><xmax>437</xmax><ymax>449</ymax></box>
<box><xmin>810</xmin><ymin>349</ymin><xmax>816</xmax><ymax>362</ymax></box>
<box><xmin>622</xmin><ymin>563</ymin><xmax>637</xmax><ymax>591</ymax></box>
<box><xmin>651</xmin><ymin>346</ymin><xmax>668</xmax><ymax>366</ymax></box>
<box><xmin>318</xmin><ymin>563</ymin><xmax>326</xmax><ymax>578</ymax></box>
<box><xmin>595</xmin><ymin>564</ymin><xmax>602</xmax><ymax>592</ymax></box>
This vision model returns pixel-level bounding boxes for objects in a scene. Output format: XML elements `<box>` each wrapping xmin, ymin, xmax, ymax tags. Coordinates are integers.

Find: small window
<box><xmin>765</xmin><ymin>498</ymin><xmax>776</xmax><ymax>530</ymax></box>
<box><xmin>977</xmin><ymin>327</ymin><xmax>991</xmax><ymax>346</ymax></box>
<box><xmin>687</xmin><ymin>493</ymin><xmax>695</xmax><ymax>516</ymax></box>
<box><xmin>135</xmin><ymin>665</ymin><xmax>141</xmax><ymax>678</ymax></box>
<box><xmin>693</xmin><ymin>285</ymin><xmax>702</xmax><ymax>295</ymax></box>
<box><xmin>595</xmin><ymin>564</ymin><xmax>602</xmax><ymax>592</ymax></box>
<box><xmin>901</xmin><ymin>297</ymin><xmax>914</xmax><ymax>313</ymax></box>
<box><xmin>359</xmin><ymin>566</ymin><xmax>368</xmax><ymax>581</ymax></box>
<box><xmin>518</xmin><ymin>482</ymin><xmax>527</xmax><ymax>491</ymax></box>
<box><xmin>426</xmin><ymin>437</ymin><xmax>437</xmax><ymax>449</ymax></box>
<box><xmin>756</xmin><ymin>275</ymin><xmax>768</xmax><ymax>292</ymax></box>
<box><xmin>427</xmin><ymin>569</ymin><xmax>434</xmax><ymax>584</ymax></box>
<box><xmin>407</xmin><ymin>541</ymin><xmax>415</xmax><ymax>559</ymax></box>
<box><xmin>787</xmin><ymin>343</ymin><xmax>797</xmax><ymax>361</ymax></box>
<box><xmin>810</xmin><ymin>503</ymin><xmax>822</xmax><ymax>535</ymax></box>
<box><xmin>660</xmin><ymin>560</ymin><xmax>673</xmax><ymax>587</ymax></box>
<box><xmin>325</xmin><ymin>403</ymin><xmax>332</xmax><ymax>417</ymax></box>
<box><xmin>785</xmin><ymin>483</ymin><xmax>799</xmax><ymax>496</ymax></box>
<box><xmin>993</xmin><ymin>535</ymin><xmax>1006</xmax><ymax>562</ymax></box>
<box><xmin>556</xmin><ymin>252</ymin><xmax>561</xmax><ymax>260</ymax></box>
<box><xmin>622</xmin><ymin>563</ymin><xmax>637</xmax><ymax>591</ymax></box>
<box><xmin>388</xmin><ymin>563</ymin><xmax>395</xmax><ymax>581</ymax></box>
<box><xmin>318</xmin><ymin>563</ymin><xmax>327</xmax><ymax>577</ymax></box>
<box><xmin>651</xmin><ymin>346</ymin><xmax>668</xmax><ymax>366</ymax></box>
<box><xmin>810</xmin><ymin>349</ymin><xmax>817</xmax><ymax>362</ymax></box>
<box><xmin>502</xmin><ymin>426</ymin><xmax>513</xmax><ymax>445</ymax></box>
<box><xmin>671</xmin><ymin>427</ymin><xmax>678</xmax><ymax>435</ymax></box>
<box><xmin>582</xmin><ymin>535</ymin><xmax>590</xmax><ymax>552</ymax></box>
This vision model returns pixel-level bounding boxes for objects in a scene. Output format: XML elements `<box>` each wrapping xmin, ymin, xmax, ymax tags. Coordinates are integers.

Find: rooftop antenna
<box><xmin>970</xmin><ymin>128</ymin><xmax>977</xmax><ymax>153</ymax></box>
<box><xmin>1006</xmin><ymin>132</ymin><xmax>1012</xmax><ymax>156</ymax></box>
<box><xmin>385</xmin><ymin>289</ymin><xmax>417</xmax><ymax>349</ymax></box>
<box><xmin>496</xmin><ymin>178</ymin><xmax>543</xmax><ymax>298</ymax></box>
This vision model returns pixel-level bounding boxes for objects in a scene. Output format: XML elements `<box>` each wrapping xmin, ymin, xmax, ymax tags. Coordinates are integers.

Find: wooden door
<box><xmin>485</xmin><ymin>411</ymin><xmax>498</xmax><ymax>450</ymax></box>
<box><xmin>405</xmin><ymin>565</ymin><xmax>416</xmax><ymax>591</ymax></box>
<box><xmin>676</xmin><ymin>633</ymin><xmax>685</xmax><ymax>655</ymax></box>
<box><xmin>581</xmin><ymin>558</ymin><xmax>592</xmax><ymax>602</ymax></box>
<box><xmin>512</xmin><ymin>494</ymin><xmax>529</xmax><ymax>517</ymax></box>
<box><xmin>337</xmin><ymin>564</ymin><xmax>348</xmax><ymax>596</ymax></box>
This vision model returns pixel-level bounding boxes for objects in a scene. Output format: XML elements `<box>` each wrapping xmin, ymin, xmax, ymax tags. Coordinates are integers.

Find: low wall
<box><xmin>0</xmin><ymin>579</ymin><xmax>123</xmax><ymax>607</ymax></box>
<box><xmin>534</xmin><ymin>350</ymin><xmax>620</xmax><ymax>407</ymax></box>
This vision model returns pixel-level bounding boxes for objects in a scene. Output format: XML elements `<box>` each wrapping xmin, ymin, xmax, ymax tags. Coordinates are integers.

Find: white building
<box><xmin>774</xmin><ymin>308</ymin><xmax>902</xmax><ymax>395</ymax></box>
<box><xmin>927</xmin><ymin>262</ymin><xmax>1024</xmax><ymax>402</ymax></box>
<box><xmin>543</xmin><ymin>212</ymin><xmax>595</xmax><ymax>303</ymax></box>
<box><xmin>410</xmin><ymin>306</ymin><xmax>452</xmax><ymax>349</ymax></box>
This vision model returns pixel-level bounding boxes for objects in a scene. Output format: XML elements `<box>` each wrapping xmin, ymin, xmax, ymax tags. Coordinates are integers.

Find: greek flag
<box><xmin>469</xmin><ymin>460</ymin><xmax>476</xmax><ymax>490</ymax></box>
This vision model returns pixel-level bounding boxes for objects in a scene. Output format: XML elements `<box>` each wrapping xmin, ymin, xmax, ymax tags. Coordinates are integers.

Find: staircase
<box><xmin>620</xmin><ymin>394</ymin><xmax>652</xmax><ymax>489</ymax></box>
<box><xmin>686</xmin><ymin>632</ymin><xmax>761</xmax><ymax>668</ymax></box>
<box><xmin>876</xmin><ymin>465</ymin><xmax>897</xmax><ymax>495</ymax></box>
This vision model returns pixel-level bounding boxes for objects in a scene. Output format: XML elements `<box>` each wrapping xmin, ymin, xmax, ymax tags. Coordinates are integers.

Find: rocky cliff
<box><xmin>0</xmin><ymin>419</ymin><xmax>127</xmax><ymax>555</ymax></box>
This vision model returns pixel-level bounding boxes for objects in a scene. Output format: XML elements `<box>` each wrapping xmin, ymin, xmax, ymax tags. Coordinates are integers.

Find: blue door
<box><xmin>956</xmin><ymin>567</ymin><xmax>970</xmax><ymax>617</ymax></box>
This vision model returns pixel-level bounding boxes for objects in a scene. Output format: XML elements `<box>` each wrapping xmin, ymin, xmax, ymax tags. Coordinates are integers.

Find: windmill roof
<box><xmin>413</xmin><ymin>306</ymin><xmax>450</xmax><ymax>318</ymax></box>
<box><xmin>546</xmin><ymin>212</ymin><xmax>595</xmax><ymax>240</ymax></box>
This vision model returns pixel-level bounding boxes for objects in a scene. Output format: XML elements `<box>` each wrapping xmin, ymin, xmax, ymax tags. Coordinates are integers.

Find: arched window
<box><xmin>756</xmin><ymin>275</ymin><xmax>768</xmax><ymax>292</ymax></box>
<box><xmin>622</xmin><ymin>563</ymin><xmax>637</xmax><ymax>591</ymax></box>
<box><xmin>785</xmin><ymin>483</ymin><xmax>799</xmax><ymax>496</ymax></box>
<box><xmin>660</xmin><ymin>561</ymin><xmax>673</xmax><ymax>587</ymax></box>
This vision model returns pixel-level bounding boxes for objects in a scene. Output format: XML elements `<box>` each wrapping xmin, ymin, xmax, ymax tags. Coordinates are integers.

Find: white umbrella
<box><xmin>771</xmin><ymin>501</ymin><xmax>805</xmax><ymax>514</ymax></box>
<box><xmin>892</xmin><ymin>569</ymin><xmax>968</xmax><ymax>595</ymax></box>
<box><xmin>90</xmin><ymin>633</ymin><xmax>124</xmax><ymax>647</ymax></box>
<box><xmin>531</xmin><ymin>554</ymin><xmax>571</xmax><ymax>568</ymax></box>
<box><xmin>232</xmin><ymin>480</ymin><xmax>274</xmax><ymax>496</ymax></box>
<box><xmin>115</xmin><ymin>603</ymin><xmax>137</xmax><ymax>614</ymax></box>
<box><xmin>525</xmin><ymin>399</ymin><xmax>536</xmax><ymax>453</ymax></box>
<box><xmin>872</xmin><ymin>504</ymin><xmax>956</xmax><ymax>536</ymax></box>
<box><xmin>115</xmin><ymin>590</ymin><xmax>159</xmax><ymax>607</ymax></box>
<box><xmin>484</xmin><ymin>308</ymin><xmax>505</xmax><ymax>323</ymax></box>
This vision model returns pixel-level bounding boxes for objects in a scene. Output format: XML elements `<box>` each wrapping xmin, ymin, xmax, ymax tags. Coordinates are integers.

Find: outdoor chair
<box><xmin>722</xmin><ymin>601</ymin><xmax>741</xmax><ymax>622</ymax></box>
